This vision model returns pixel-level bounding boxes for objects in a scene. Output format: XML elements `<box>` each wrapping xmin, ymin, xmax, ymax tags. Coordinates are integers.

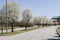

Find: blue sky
<box><xmin>0</xmin><ymin>0</ymin><xmax>60</xmax><ymax>18</ymax></box>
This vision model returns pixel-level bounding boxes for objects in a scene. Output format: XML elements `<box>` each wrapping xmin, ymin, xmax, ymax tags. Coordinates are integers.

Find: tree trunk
<box><xmin>11</xmin><ymin>22</ymin><xmax>13</xmax><ymax>32</ymax></box>
<box><xmin>1</xmin><ymin>22</ymin><xmax>3</xmax><ymax>34</ymax></box>
<box><xmin>25</xmin><ymin>26</ymin><xmax>27</xmax><ymax>30</ymax></box>
<box><xmin>38</xmin><ymin>25</ymin><xmax>39</xmax><ymax>28</ymax></box>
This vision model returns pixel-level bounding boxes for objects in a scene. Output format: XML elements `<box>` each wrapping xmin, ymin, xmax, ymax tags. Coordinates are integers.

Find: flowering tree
<box><xmin>1</xmin><ymin>2</ymin><xmax>20</xmax><ymax>32</ymax></box>
<box><xmin>33</xmin><ymin>16</ymin><xmax>41</xmax><ymax>27</ymax></box>
<box><xmin>21</xmin><ymin>8</ymin><xmax>32</xmax><ymax>30</ymax></box>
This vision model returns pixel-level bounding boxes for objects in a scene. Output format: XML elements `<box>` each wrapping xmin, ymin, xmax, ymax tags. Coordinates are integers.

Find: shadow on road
<box><xmin>54</xmin><ymin>35</ymin><xmax>59</xmax><ymax>37</ymax></box>
<box><xmin>48</xmin><ymin>39</ymin><xmax>60</xmax><ymax>40</ymax></box>
<box><xmin>47</xmin><ymin>35</ymin><xmax>60</xmax><ymax>40</ymax></box>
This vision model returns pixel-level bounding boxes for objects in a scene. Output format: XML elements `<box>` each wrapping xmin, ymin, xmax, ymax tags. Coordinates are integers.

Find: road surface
<box><xmin>0</xmin><ymin>26</ymin><xmax>60</xmax><ymax>40</ymax></box>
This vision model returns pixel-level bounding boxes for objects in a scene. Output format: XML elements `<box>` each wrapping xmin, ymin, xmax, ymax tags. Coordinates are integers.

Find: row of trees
<box><xmin>0</xmin><ymin>2</ymin><xmax>54</xmax><ymax>33</ymax></box>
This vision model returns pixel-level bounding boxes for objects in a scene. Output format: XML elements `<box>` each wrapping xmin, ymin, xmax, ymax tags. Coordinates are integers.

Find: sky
<box><xmin>0</xmin><ymin>0</ymin><xmax>60</xmax><ymax>18</ymax></box>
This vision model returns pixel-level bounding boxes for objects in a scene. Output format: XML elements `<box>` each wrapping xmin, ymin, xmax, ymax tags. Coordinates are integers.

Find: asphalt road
<box><xmin>0</xmin><ymin>26</ymin><xmax>60</xmax><ymax>40</ymax></box>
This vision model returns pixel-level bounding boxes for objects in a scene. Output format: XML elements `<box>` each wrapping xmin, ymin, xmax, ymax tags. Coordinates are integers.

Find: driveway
<box><xmin>0</xmin><ymin>26</ymin><xmax>60</xmax><ymax>40</ymax></box>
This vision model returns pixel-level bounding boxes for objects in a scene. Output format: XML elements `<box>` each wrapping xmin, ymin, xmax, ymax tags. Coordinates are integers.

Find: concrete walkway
<box><xmin>0</xmin><ymin>26</ymin><xmax>60</xmax><ymax>40</ymax></box>
<box><xmin>0</xmin><ymin>27</ymin><xmax>25</xmax><ymax>33</ymax></box>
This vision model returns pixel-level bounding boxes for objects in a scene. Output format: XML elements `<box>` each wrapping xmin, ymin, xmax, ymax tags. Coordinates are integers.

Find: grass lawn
<box><xmin>0</xmin><ymin>26</ymin><xmax>40</xmax><ymax>36</ymax></box>
<box><xmin>0</xmin><ymin>25</ymin><xmax>49</xmax><ymax>36</ymax></box>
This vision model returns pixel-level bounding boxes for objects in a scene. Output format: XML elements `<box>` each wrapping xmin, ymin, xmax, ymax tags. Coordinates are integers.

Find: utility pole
<box><xmin>6</xmin><ymin>0</ymin><xmax>8</xmax><ymax>34</ymax></box>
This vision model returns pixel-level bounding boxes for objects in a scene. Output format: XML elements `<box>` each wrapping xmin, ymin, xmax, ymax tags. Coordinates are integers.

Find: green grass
<box><xmin>0</xmin><ymin>26</ymin><xmax>49</xmax><ymax>36</ymax></box>
<box><xmin>0</xmin><ymin>26</ymin><xmax>40</xmax><ymax>36</ymax></box>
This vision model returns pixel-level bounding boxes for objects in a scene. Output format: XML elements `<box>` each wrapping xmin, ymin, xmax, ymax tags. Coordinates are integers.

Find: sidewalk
<box><xmin>0</xmin><ymin>27</ymin><xmax>25</xmax><ymax>33</ymax></box>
